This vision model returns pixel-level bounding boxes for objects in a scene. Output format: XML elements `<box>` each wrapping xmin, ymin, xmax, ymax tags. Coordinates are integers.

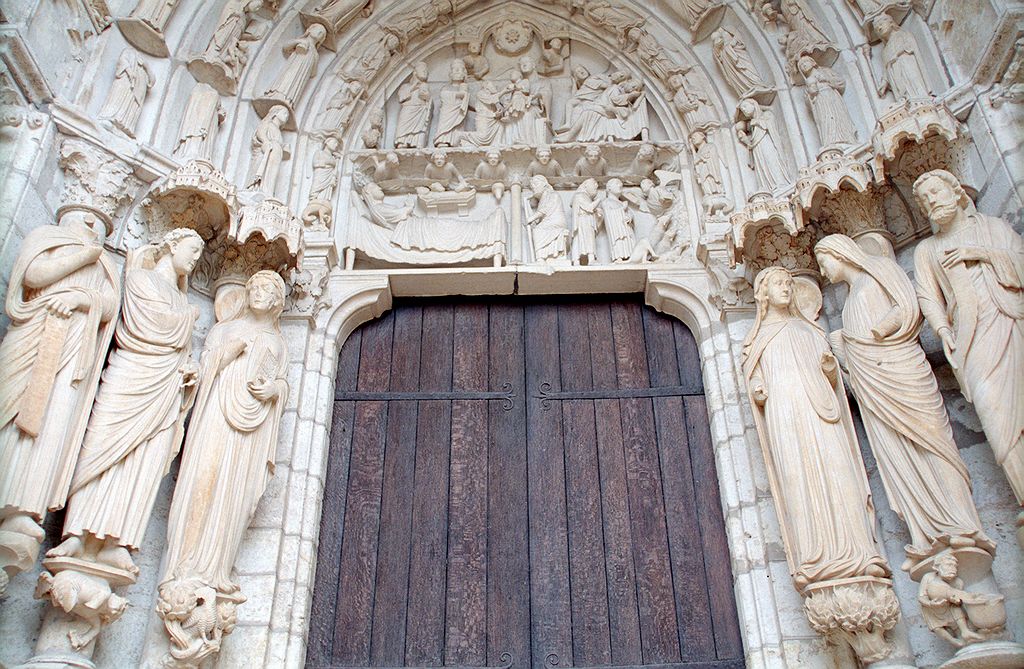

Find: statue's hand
<box><xmin>247</xmin><ymin>379</ymin><xmax>279</xmax><ymax>402</ymax></box>
<box><xmin>941</xmin><ymin>246</ymin><xmax>988</xmax><ymax>269</ymax></box>
<box><xmin>751</xmin><ymin>383</ymin><xmax>768</xmax><ymax>406</ymax></box>
<box><xmin>937</xmin><ymin>326</ymin><xmax>957</xmax><ymax>355</ymax></box>
<box><xmin>41</xmin><ymin>294</ymin><xmax>75</xmax><ymax>318</ymax></box>
<box><xmin>180</xmin><ymin>362</ymin><xmax>200</xmax><ymax>388</ymax></box>
<box><xmin>821</xmin><ymin>351</ymin><xmax>839</xmax><ymax>384</ymax></box>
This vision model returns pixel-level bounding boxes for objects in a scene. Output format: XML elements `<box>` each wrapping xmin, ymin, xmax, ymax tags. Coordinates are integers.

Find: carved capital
<box><xmin>871</xmin><ymin>100</ymin><xmax>961</xmax><ymax>183</ymax></box>
<box><xmin>803</xmin><ymin>576</ymin><xmax>900</xmax><ymax>664</ymax></box>
<box><xmin>728</xmin><ymin>196</ymin><xmax>800</xmax><ymax>265</ymax></box>
<box><xmin>57</xmin><ymin>137</ymin><xmax>138</xmax><ymax>229</ymax></box>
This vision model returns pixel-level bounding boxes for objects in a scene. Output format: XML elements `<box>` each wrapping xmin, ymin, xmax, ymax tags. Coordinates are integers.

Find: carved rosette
<box><xmin>57</xmin><ymin>137</ymin><xmax>139</xmax><ymax>231</ymax></box>
<box><xmin>870</xmin><ymin>100</ymin><xmax>961</xmax><ymax>182</ymax></box>
<box><xmin>803</xmin><ymin>576</ymin><xmax>900</xmax><ymax>664</ymax></box>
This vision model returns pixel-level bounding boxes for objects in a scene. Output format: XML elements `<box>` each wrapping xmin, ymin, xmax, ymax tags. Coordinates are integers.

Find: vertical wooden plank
<box><xmin>445</xmin><ymin>303</ymin><xmax>490</xmax><ymax>664</ymax></box>
<box><xmin>611</xmin><ymin>302</ymin><xmax>681</xmax><ymax>664</ymax></box>
<box><xmin>587</xmin><ymin>303</ymin><xmax>642</xmax><ymax>665</ymax></box>
<box><xmin>673</xmin><ymin>320</ymin><xmax>704</xmax><ymax>393</ymax></box>
<box><xmin>685</xmin><ymin>395</ymin><xmax>744</xmax><ymax>661</ymax></box>
<box><xmin>307</xmin><ymin>329</ymin><xmax>362</xmax><ymax>665</ymax></box>
<box><xmin>369</xmin><ymin>306</ymin><xmax>423</xmax><ymax>665</ymax></box>
<box><xmin>487</xmin><ymin>303</ymin><xmax>531</xmax><ymax>669</ymax></box>
<box><xmin>332</xmin><ymin>314</ymin><xmax>395</xmax><ymax>664</ymax></box>
<box><xmin>557</xmin><ymin>303</ymin><xmax>612</xmax><ymax>666</ymax></box>
<box><xmin>642</xmin><ymin>308</ymin><xmax>716</xmax><ymax>662</ymax></box>
<box><xmin>405</xmin><ymin>304</ymin><xmax>455</xmax><ymax>666</ymax></box>
<box><xmin>525</xmin><ymin>303</ymin><xmax>572</xmax><ymax>669</ymax></box>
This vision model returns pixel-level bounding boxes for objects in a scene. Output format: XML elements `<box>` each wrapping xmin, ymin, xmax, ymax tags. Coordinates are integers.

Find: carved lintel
<box><xmin>727</xmin><ymin>196</ymin><xmax>800</xmax><ymax>265</ymax></box>
<box><xmin>793</xmin><ymin>151</ymin><xmax>874</xmax><ymax>228</ymax></box>
<box><xmin>803</xmin><ymin>576</ymin><xmax>900</xmax><ymax>664</ymax></box>
<box><xmin>870</xmin><ymin>100</ymin><xmax>961</xmax><ymax>183</ymax></box>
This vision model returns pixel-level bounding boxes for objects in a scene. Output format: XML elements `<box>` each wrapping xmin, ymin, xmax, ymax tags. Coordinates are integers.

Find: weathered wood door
<box><xmin>307</xmin><ymin>298</ymin><xmax>743</xmax><ymax>669</ymax></box>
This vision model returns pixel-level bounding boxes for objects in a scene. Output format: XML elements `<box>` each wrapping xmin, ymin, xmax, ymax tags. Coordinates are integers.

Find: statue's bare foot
<box><xmin>97</xmin><ymin>545</ymin><xmax>138</xmax><ymax>575</ymax></box>
<box><xmin>0</xmin><ymin>513</ymin><xmax>44</xmax><ymax>542</ymax></box>
<box><xmin>950</xmin><ymin>535</ymin><xmax>975</xmax><ymax>548</ymax></box>
<box><xmin>45</xmin><ymin>535</ymin><xmax>85</xmax><ymax>559</ymax></box>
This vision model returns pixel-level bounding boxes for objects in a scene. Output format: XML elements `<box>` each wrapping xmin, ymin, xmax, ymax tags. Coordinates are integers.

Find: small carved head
<box><xmin>385</xmin><ymin>151</ymin><xmax>400</xmax><ymax>166</ymax></box>
<box><xmin>581</xmin><ymin>178</ymin><xmax>599</xmax><ymax>197</ymax></box>
<box><xmin>431</xmin><ymin>150</ymin><xmax>449</xmax><ymax>166</ymax></box>
<box><xmin>536</xmin><ymin>146</ymin><xmax>552</xmax><ymax>163</ymax></box>
<box><xmin>933</xmin><ymin>552</ymin><xmax>959</xmax><ymax>580</ymax></box>
<box><xmin>414</xmin><ymin>61</ymin><xmax>429</xmax><ymax>80</ymax></box>
<box><xmin>873</xmin><ymin>14</ymin><xmax>895</xmax><ymax>38</ymax></box>
<box><xmin>606</xmin><ymin>177</ymin><xmax>624</xmax><ymax>196</ymax></box>
<box><xmin>468</xmin><ymin>41</ymin><xmax>482</xmax><ymax>55</ymax></box>
<box><xmin>572</xmin><ymin>65</ymin><xmax>590</xmax><ymax>83</ymax></box>
<box><xmin>530</xmin><ymin>174</ymin><xmax>551</xmax><ymax>194</ymax></box>
<box><xmin>549</xmin><ymin>37</ymin><xmax>563</xmax><ymax>49</ymax></box>
<box><xmin>449</xmin><ymin>59</ymin><xmax>467</xmax><ymax>82</ymax></box>
<box><xmin>637</xmin><ymin>143</ymin><xmax>655</xmax><ymax>159</ymax></box>
<box><xmin>798</xmin><ymin>55</ymin><xmax>816</xmax><ymax>76</ymax></box>
<box><xmin>160</xmin><ymin>228</ymin><xmax>205</xmax><ymax>277</ymax></box>
<box><xmin>584</xmin><ymin>145</ymin><xmax>602</xmax><ymax>161</ymax></box>
<box><xmin>267</xmin><ymin>105</ymin><xmax>290</xmax><ymax>125</ymax></box>
<box><xmin>689</xmin><ymin>129</ymin><xmax>706</xmax><ymax>148</ymax></box>
<box><xmin>519</xmin><ymin>56</ymin><xmax>536</xmax><ymax>76</ymax></box>
<box><xmin>486</xmin><ymin>150</ymin><xmax>501</xmax><ymax>165</ymax></box>
<box><xmin>668</xmin><ymin>72</ymin><xmax>685</xmax><ymax>91</ymax></box>
<box><xmin>247</xmin><ymin>270</ymin><xmax>286</xmax><ymax>319</ymax></box>
<box><xmin>912</xmin><ymin>169</ymin><xmax>972</xmax><ymax>229</ymax></box>
<box><xmin>307</xmin><ymin>23</ymin><xmax>328</xmax><ymax>45</ymax></box>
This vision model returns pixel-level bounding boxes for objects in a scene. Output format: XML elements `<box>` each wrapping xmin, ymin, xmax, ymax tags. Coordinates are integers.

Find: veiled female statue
<box><xmin>395</xmin><ymin>61</ymin><xmax>432</xmax><ymax>149</ymax></box>
<box><xmin>798</xmin><ymin>56</ymin><xmax>857</xmax><ymax>149</ymax></box>
<box><xmin>0</xmin><ymin>210</ymin><xmax>120</xmax><ymax>592</ymax></box>
<box><xmin>50</xmin><ymin>229</ymin><xmax>205</xmax><ymax>573</ymax></box>
<box><xmin>735</xmin><ymin>99</ymin><xmax>790</xmax><ymax>192</ymax></box>
<box><xmin>742</xmin><ymin>267</ymin><xmax>890</xmax><ymax>590</ymax></box>
<box><xmin>161</xmin><ymin>270</ymin><xmax>289</xmax><ymax>595</ymax></box>
<box><xmin>526</xmin><ymin>175</ymin><xmax>569</xmax><ymax>263</ymax></box>
<box><xmin>814</xmin><ymin>235</ymin><xmax>993</xmax><ymax>568</ymax></box>
<box><xmin>433</xmin><ymin>60</ymin><xmax>469</xmax><ymax>147</ymax></box>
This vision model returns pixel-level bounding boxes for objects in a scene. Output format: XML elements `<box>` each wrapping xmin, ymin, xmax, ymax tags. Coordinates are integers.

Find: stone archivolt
<box><xmin>1</xmin><ymin>1</ymin><xmax>1023</xmax><ymax>668</ymax></box>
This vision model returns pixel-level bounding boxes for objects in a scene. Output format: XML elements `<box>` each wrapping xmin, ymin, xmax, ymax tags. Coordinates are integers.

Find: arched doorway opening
<box><xmin>308</xmin><ymin>296</ymin><xmax>743</xmax><ymax>669</ymax></box>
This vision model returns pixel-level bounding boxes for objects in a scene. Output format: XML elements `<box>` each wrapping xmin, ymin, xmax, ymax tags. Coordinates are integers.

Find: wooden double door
<box><xmin>308</xmin><ymin>298</ymin><xmax>743</xmax><ymax>669</ymax></box>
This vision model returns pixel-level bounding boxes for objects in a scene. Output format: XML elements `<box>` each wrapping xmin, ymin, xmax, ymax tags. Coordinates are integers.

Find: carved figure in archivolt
<box><xmin>742</xmin><ymin>267</ymin><xmax>890</xmax><ymax>590</ymax></box>
<box><xmin>191</xmin><ymin>0</ymin><xmax>266</xmax><ymax>93</ymax></box>
<box><xmin>309</xmin><ymin>134</ymin><xmax>342</xmax><ymax>203</ymax></box>
<box><xmin>669</xmin><ymin>0</ymin><xmax>723</xmax><ymax>29</ymax></box>
<box><xmin>174</xmin><ymin>82</ymin><xmax>225</xmax><ymax>161</ymax></box>
<box><xmin>341</xmin><ymin>29</ymin><xmax>399</xmax><ymax>83</ymax></box>
<box><xmin>49</xmin><ymin>229</ymin><xmax>205</xmax><ymax>574</ymax></box>
<box><xmin>317</xmin><ymin>78</ymin><xmax>364</xmax><ymax>133</ymax></box>
<box><xmin>0</xmin><ymin>210</ymin><xmax>120</xmax><ymax>592</ymax></box>
<box><xmin>246</xmin><ymin>105</ymin><xmax>291</xmax><ymax>194</ymax></box>
<box><xmin>99</xmin><ymin>48</ymin><xmax>153</xmax><ymax>138</ymax></box>
<box><xmin>912</xmin><ymin>170</ymin><xmax>1024</xmax><ymax>506</ymax></box>
<box><xmin>526</xmin><ymin>174</ymin><xmax>569</xmax><ymax>263</ymax></box>
<box><xmin>814</xmin><ymin>234</ymin><xmax>994</xmax><ymax>568</ymax></box>
<box><xmin>778</xmin><ymin>0</ymin><xmax>834</xmax><ymax>66</ymax></box>
<box><xmin>571</xmin><ymin>0</ymin><xmax>645</xmax><ymax>42</ymax></box>
<box><xmin>571</xmin><ymin>178</ymin><xmax>602</xmax><ymax>265</ymax></box>
<box><xmin>873</xmin><ymin>15</ymin><xmax>931</xmax><ymax>100</ymax></box>
<box><xmin>735</xmin><ymin>99</ymin><xmax>791</xmax><ymax>193</ymax></box>
<box><xmin>711</xmin><ymin>27</ymin><xmax>771</xmax><ymax>99</ymax></box>
<box><xmin>690</xmin><ymin>129</ymin><xmax>730</xmax><ymax>214</ymax></box>
<box><xmin>361</xmin><ymin>108</ymin><xmax>384</xmax><ymax>149</ymax></box>
<box><xmin>669</xmin><ymin>73</ymin><xmax>718</xmax><ymax>132</ymax></box>
<box><xmin>260</xmin><ymin>23</ymin><xmax>327</xmax><ymax>110</ymax></box>
<box><xmin>158</xmin><ymin>270</ymin><xmax>288</xmax><ymax>664</ymax></box>
<box><xmin>798</xmin><ymin>56</ymin><xmax>857</xmax><ymax>149</ymax></box>
<box><xmin>395</xmin><ymin>61</ymin><xmax>432</xmax><ymax>149</ymax></box>
<box><xmin>574</xmin><ymin>144</ymin><xmax>608</xmax><ymax>177</ymax></box>
<box><xmin>312</xmin><ymin>0</ymin><xmax>374</xmax><ymax>31</ymax></box>
<box><xmin>434</xmin><ymin>60</ymin><xmax>470</xmax><ymax>147</ymax></box>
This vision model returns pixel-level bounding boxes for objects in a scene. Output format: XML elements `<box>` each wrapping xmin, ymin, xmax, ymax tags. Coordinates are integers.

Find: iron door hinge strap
<box><xmin>336</xmin><ymin>382</ymin><xmax>515</xmax><ymax>410</ymax></box>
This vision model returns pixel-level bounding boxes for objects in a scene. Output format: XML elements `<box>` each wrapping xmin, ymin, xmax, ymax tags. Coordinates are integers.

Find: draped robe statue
<box><xmin>874</xmin><ymin>14</ymin><xmax>931</xmax><ymax>100</ymax></box>
<box><xmin>527</xmin><ymin>175</ymin><xmax>569</xmax><ymax>263</ymax></box>
<box><xmin>814</xmin><ymin>234</ymin><xmax>994</xmax><ymax>568</ymax></box>
<box><xmin>158</xmin><ymin>270</ymin><xmax>289</xmax><ymax>665</ymax></box>
<box><xmin>798</xmin><ymin>56</ymin><xmax>857</xmax><ymax>149</ymax></box>
<box><xmin>174</xmin><ymin>82</ymin><xmax>225</xmax><ymax>161</ymax></box>
<box><xmin>735</xmin><ymin>99</ymin><xmax>790</xmax><ymax>192</ymax></box>
<box><xmin>99</xmin><ymin>49</ymin><xmax>153</xmax><ymax>137</ymax></box>
<box><xmin>394</xmin><ymin>62</ymin><xmax>432</xmax><ymax>149</ymax></box>
<box><xmin>50</xmin><ymin>229</ymin><xmax>205</xmax><ymax>573</ymax></box>
<box><xmin>312</xmin><ymin>0</ymin><xmax>373</xmax><ymax>31</ymax></box>
<box><xmin>261</xmin><ymin>24</ymin><xmax>326</xmax><ymax>108</ymax></box>
<box><xmin>711</xmin><ymin>27</ymin><xmax>770</xmax><ymax>99</ymax></box>
<box><xmin>0</xmin><ymin>211</ymin><xmax>120</xmax><ymax>594</ymax></box>
<box><xmin>742</xmin><ymin>267</ymin><xmax>890</xmax><ymax>590</ymax></box>
<box><xmin>601</xmin><ymin>178</ymin><xmax>637</xmax><ymax>261</ymax></box>
<box><xmin>246</xmin><ymin>105</ymin><xmax>291</xmax><ymax>195</ymax></box>
<box><xmin>433</xmin><ymin>60</ymin><xmax>469</xmax><ymax>147</ymax></box>
<box><xmin>571</xmin><ymin>178</ymin><xmax>601</xmax><ymax>265</ymax></box>
<box><xmin>911</xmin><ymin>171</ymin><xmax>1024</xmax><ymax>514</ymax></box>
